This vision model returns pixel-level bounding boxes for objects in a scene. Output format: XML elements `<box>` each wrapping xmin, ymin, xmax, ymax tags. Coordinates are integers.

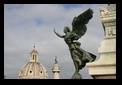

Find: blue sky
<box><xmin>62</xmin><ymin>4</ymin><xmax>82</xmax><ymax>8</ymax></box>
<box><xmin>4</xmin><ymin>4</ymin><xmax>107</xmax><ymax>79</ymax></box>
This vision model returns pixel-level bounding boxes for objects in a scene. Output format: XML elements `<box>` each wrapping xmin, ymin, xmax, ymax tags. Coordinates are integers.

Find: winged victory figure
<box><xmin>54</xmin><ymin>8</ymin><xmax>96</xmax><ymax>79</ymax></box>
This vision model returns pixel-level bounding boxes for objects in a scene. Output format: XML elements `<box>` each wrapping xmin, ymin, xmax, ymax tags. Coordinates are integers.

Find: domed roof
<box><xmin>18</xmin><ymin>47</ymin><xmax>48</xmax><ymax>79</ymax></box>
<box><xmin>18</xmin><ymin>62</ymin><xmax>48</xmax><ymax>79</ymax></box>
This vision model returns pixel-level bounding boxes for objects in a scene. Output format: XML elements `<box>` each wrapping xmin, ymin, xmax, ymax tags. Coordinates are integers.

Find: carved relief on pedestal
<box><xmin>100</xmin><ymin>4</ymin><xmax>116</xmax><ymax>39</ymax></box>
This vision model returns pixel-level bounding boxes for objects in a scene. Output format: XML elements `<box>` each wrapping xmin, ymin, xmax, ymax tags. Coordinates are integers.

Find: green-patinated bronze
<box><xmin>54</xmin><ymin>8</ymin><xmax>96</xmax><ymax>79</ymax></box>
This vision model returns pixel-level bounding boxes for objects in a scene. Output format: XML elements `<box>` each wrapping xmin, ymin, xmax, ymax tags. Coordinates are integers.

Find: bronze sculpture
<box><xmin>54</xmin><ymin>8</ymin><xmax>96</xmax><ymax>79</ymax></box>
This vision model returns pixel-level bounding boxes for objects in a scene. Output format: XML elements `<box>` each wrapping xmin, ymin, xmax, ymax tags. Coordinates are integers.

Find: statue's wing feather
<box><xmin>72</xmin><ymin>8</ymin><xmax>93</xmax><ymax>38</ymax></box>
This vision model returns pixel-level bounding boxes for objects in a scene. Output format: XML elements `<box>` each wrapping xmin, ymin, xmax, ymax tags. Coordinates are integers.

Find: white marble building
<box><xmin>86</xmin><ymin>4</ymin><xmax>116</xmax><ymax>79</ymax></box>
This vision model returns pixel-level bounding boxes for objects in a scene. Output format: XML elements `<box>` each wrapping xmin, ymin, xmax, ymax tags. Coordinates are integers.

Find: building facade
<box><xmin>86</xmin><ymin>4</ymin><xmax>116</xmax><ymax>79</ymax></box>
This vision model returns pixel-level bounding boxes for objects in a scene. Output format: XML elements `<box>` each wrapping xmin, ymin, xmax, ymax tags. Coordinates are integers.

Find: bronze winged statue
<box><xmin>54</xmin><ymin>8</ymin><xmax>96</xmax><ymax>79</ymax></box>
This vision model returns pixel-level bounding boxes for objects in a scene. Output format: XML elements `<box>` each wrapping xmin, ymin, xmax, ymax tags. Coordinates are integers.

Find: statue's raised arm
<box><xmin>54</xmin><ymin>28</ymin><xmax>65</xmax><ymax>38</ymax></box>
<box><xmin>71</xmin><ymin>8</ymin><xmax>93</xmax><ymax>39</ymax></box>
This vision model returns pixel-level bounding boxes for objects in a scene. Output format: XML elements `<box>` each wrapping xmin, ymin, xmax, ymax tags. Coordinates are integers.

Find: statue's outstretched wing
<box><xmin>72</xmin><ymin>8</ymin><xmax>93</xmax><ymax>39</ymax></box>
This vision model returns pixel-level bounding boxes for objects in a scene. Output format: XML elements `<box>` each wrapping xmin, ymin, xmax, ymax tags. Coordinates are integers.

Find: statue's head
<box><xmin>64</xmin><ymin>27</ymin><xmax>70</xmax><ymax>34</ymax></box>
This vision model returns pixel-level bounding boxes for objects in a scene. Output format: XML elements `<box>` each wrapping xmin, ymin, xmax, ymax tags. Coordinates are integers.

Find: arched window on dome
<box><xmin>33</xmin><ymin>55</ymin><xmax>34</xmax><ymax>60</ymax></box>
<box><xmin>35</xmin><ymin>55</ymin><xmax>36</xmax><ymax>60</ymax></box>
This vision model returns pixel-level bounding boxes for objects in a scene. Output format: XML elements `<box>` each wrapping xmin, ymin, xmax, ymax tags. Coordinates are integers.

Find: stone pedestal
<box><xmin>86</xmin><ymin>4</ymin><xmax>116</xmax><ymax>79</ymax></box>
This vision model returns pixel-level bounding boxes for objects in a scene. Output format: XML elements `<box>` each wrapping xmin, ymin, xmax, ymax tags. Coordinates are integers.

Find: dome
<box><xmin>18</xmin><ymin>62</ymin><xmax>48</xmax><ymax>79</ymax></box>
<box><xmin>18</xmin><ymin>47</ymin><xmax>48</xmax><ymax>79</ymax></box>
